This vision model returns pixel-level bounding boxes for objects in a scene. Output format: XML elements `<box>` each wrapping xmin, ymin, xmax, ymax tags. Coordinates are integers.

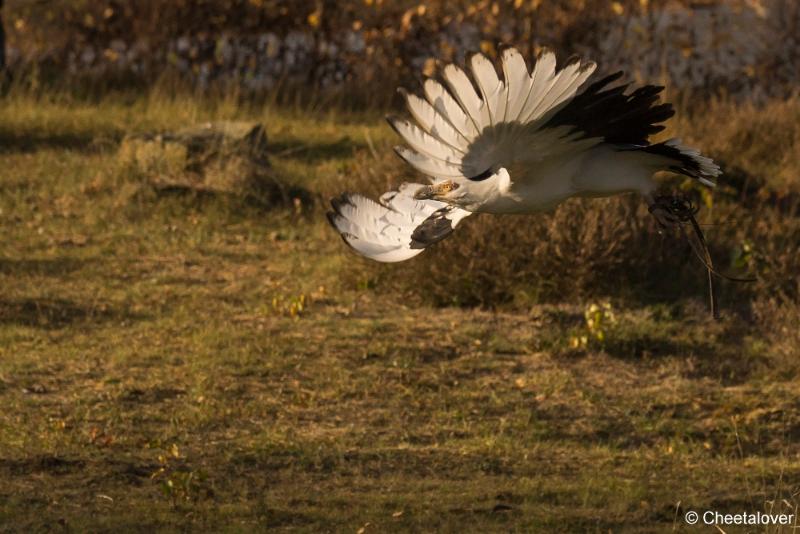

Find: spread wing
<box><xmin>326</xmin><ymin>46</ymin><xmax>697</xmax><ymax>263</ymax></box>
<box><xmin>327</xmin><ymin>48</ymin><xmax>598</xmax><ymax>263</ymax></box>
<box><xmin>327</xmin><ymin>183</ymin><xmax>471</xmax><ymax>263</ymax></box>
<box><xmin>391</xmin><ymin>47</ymin><xmax>601</xmax><ymax>183</ymax></box>
<box><xmin>391</xmin><ymin>47</ymin><xmax>684</xmax><ymax>186</ymax></box>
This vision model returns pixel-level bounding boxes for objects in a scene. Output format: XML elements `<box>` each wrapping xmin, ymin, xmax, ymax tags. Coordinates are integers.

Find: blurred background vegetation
<box><xmin>3</xmin><ymin>0</ymin><xmax>799</xmax><ymax>102</ymax></box>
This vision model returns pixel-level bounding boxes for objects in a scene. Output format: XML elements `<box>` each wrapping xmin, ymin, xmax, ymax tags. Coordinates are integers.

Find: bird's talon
<box><xmin>648</xmin><ymin>194</ymin><xmax>697</xmax><ymax>228</ymax></box>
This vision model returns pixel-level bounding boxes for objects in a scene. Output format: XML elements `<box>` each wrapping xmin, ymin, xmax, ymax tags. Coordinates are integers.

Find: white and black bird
<box><xmin>327</xmin><ymin>46</ymin><xmax>720</xmax><ymax>263</ymax></box>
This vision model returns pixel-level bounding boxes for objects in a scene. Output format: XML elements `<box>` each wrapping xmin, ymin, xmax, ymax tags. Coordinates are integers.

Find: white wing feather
<box><xmin>400</xmin><ymin>89</ymin><xmax>470</xmax><ymax>151</ymax></box>
<box><xmin>470</xmin><ymin>53</ymin><xmax>504</xmax><ymax>126</ymax></box>
<box><xmin>393</xmin><ymin>48</ymin><xmax>599</xmax><ymax>183</ymax></box>
<box><xmin>423</xmin><ymin>79</ymin><xmax>479</xmax><ymax>141</ymax></box>
<box><xmin>394</xmin><ymin>146</ymin><xmax>465</xmax><ymax>178</ymax></box>
<box><xmin>518</xmin><ymin>49</ymin><xmax>558</xmax><ymax>123</ymax></box>
<box><xmin>328</xmin><ymin>184</ymin><xmax>472</xmax><ymax>263</ymax></box>
<box><xmin>442</xmin><ymin>64</ymin><xmax>488</xmax><ymax>131</ymax></box>
<box><xmin>501</xmin><ymin>47</ymin><xmax>532</xmax><ymax>122</ymax></box>
<box><xmin>387</xmin><ymin>117</ymin><xmax>463</xmax><ymax>163</ymax></box>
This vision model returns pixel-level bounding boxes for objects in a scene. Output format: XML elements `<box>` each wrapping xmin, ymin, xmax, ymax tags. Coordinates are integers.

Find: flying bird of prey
<box><xmin>327</xmin><ymin>46</ymin><xmax>720</xmax><ymax>263</ymax></box>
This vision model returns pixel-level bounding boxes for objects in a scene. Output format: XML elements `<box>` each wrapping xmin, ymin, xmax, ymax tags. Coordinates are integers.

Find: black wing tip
<box><xmin>385</xmin><ymin>114</ymin><xmax>405</xmax><ymax>135</ymax></box>
<box><xmin>325</xmin><ymin>210</ymin><xmax>340</xmax><ymax>229</ymax></box>
<box><xmin>536</xmin><ymin>45</ymin><xmax>555</xmax><ymax>60</ymax></box>
<box><xmin>329</xmin><ymin>192</ymin><xmax>355</xmax><ymax>215</ymax></box>
<box><xmin>563</xmin><ymin>54</ymin><xmax>582</xmax><ymax>68</ymax></box>
<box><xmin>578</xmin><ymin>60</ymin><xmax>597</xmax><ymax>74</ymax></box>
<box><xmin>638</xmin><ymin>84</ymin><xmax>666</xmax><ymax>95</ymax></box>
<box><xmin>497</xmin><ymin>43</ymin><xmax>517</xmax><ymax>55</ymax></box>
<box><xmin>466</xmin><ymin>50</ymin><xmax>484</xmax><ymax>63</ymax></box>
<box><xmin>392</xmin><ymin>145</ymin><xmax>408</xmax><ymax>160</ymax></box>
<box><xmin>660</xmin><ymin>105</ymin><xmax>676</xmax><ymax>120</ymax></box>
<box><xmin>327</xmin><ymin>198</ymin><xmax>362</xmax><ymax>248</ymax></box>
<box><xmin>644</xmin><ymin>142</ymin><xmax>721</xmax><ymax>183</ymax></box>
<box><xmin>409</xmin><ymin>208</ymin><xmax>456</xmax><ymax>249</ymax></box>
<box><xmin>498</xmin><ymin>44</ymin><xmax>529</xmax><ymax>76</ymax></box>
<box><xmin>547</xmin><ymin>67</ymin><xmax>675</xmax><ymax>146</ymax></box>
<box><xmin>597</xmin><ymin>71</ymin><xmax>626</xmax><ymax>87</ymax></box>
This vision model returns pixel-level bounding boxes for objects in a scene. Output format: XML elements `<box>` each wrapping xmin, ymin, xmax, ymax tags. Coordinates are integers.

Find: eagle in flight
<box><xmin>327</xmin><ymin>46</ymin><xmax>720</xmax><ymax>263</ymax></box>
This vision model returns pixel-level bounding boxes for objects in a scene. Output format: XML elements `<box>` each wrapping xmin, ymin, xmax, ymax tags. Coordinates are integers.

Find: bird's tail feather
<box><xmin>641</xmin><ymin>138</ymin><xmax>720</xmax><ymax>187</ymax></box>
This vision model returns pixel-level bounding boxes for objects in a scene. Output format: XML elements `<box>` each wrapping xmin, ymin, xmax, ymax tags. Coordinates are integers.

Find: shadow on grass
<box><xmin>135</xmin><ymin>179</ymin><xmax>316</xmax><ymax>212</ymax></box>
<box><xmin>120</xmin><ymin>387</ymin><xmax>186</xmax><ymax>404</ymax></box>
<box><xmin>601</xmin><ymin>335</ymin><xmax>717</xmax><ymax>360</ymax></box>
<box><xmin>601</xmin><ymin>321</ymin><xmax>766</xmax><ymax>384</ymax></box>
<box><xmin>0</xmin><ymin>130</ymin><xmax>110</xmax><ymax>154</ymax></box>
<box><xmin>268</xmin><ymin>137</ymin><xmax>364</xmax><ymax>162</ymax></box>
<box><xmin>0</xmin><ymin>297</ymin><xmax>146</xmax><ymax>329</ymax></box>
<box><xmin>260</xmin><ymin>509</ymin><xmax>317</xmax><ymax>529</ymax></box>
<box><xmin>0</xmin><ymin>456</ymin><xmax>86</xmax><ymax>476</ymax></box>
<box><xmin>543</xmin><ymin>303</ymin><xmax>766</xmax><ymax>384</ymax></box>
<box><xmin>0</xmin><ymin>258</ymin><xmax>87</xmax><ymax>277</ymax></box>
<box><xmin>0</xmin><ymin>455</ymin><xmax>158</xmax><ymax>484</ymax></box>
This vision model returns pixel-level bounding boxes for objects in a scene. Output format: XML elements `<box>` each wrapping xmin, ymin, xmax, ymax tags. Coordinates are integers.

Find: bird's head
<box><xmin>413</xmin><ymin>180</ymin><xmax>461</xmax><ymax>201</ymax></box>
<box><xmin>414</xmin><ymin>168</ymin><xmax>514</xmax><ymax>208</ymax></box>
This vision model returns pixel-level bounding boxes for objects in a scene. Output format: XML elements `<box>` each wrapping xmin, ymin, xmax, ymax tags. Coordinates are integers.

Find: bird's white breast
<box><xmin>473</xmin><ymin>153</ymin><xmax>585</xmax><ymax>214</ymax></box>
<box><xmin>463</xmin><ymin>146</ymin><xmax>657</xmax><ymax>214</ymax></box>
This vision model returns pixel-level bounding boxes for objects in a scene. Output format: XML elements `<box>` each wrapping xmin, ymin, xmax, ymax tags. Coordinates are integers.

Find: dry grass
<box><xmin>1</xmin><ymin>88</ymin><xmax>799</xmax><ymax>532</ymax></box>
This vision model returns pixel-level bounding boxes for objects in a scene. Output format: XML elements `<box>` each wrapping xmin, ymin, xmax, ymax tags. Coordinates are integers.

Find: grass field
<box><xmin>1</xmin><ymin>90</ymin><xmax>799</xmax><ymax>532</ymax></box>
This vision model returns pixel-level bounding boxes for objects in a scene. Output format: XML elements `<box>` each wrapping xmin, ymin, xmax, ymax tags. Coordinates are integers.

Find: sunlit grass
<box><xmin>0</xmin><ymin>87</ymin><xmax>799</xmax><ymax>532</ymax></box>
